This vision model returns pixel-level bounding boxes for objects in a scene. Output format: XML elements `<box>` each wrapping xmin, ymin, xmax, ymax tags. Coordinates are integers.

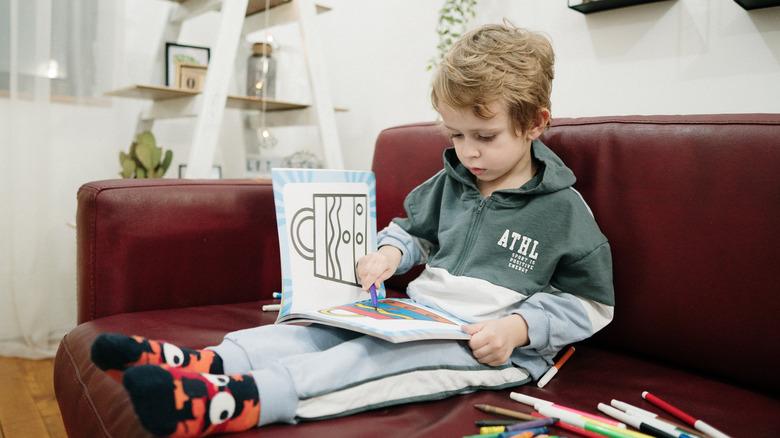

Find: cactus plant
<box><xmin>119</xmin><ymin>131</ymin><xmax>173</xmax><ymax>179</ymax></box>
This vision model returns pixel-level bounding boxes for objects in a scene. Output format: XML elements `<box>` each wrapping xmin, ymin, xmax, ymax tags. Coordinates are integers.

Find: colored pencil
<box><xmin>480</xmin><ymin>426</ymin><xmax>507</xmax><ymax>434</ymax></box>
<box><xmin>642</xmin><ymin>391</ymin><xmax>730</xmax><ymax>438</ymax></box>
<box><xmin>537</xmin><ymin>346</ymin><xmax>575</xmax><ymax>388</ymax></box>
<box><xmin>506</xmin><ymin>417</ymin><xmax>558</xmax><ymax>432</ymax></box>
<box><xmin>473</xmin><ymin>428</ymin><xmax>548</xmax><ymax>438</ymax></box>
<box><xmin>475</xmin><ymin>419</ymin><xmax>521</xmax><ymax>427</ymax></box>
<box><xmin>505</xmin><ymin>427</ymin><xmax>547</xmax><ymax>437</ymax></box>
<box><xmin>480</xmin><ymin>417</ymin><xmax>558</xmax><ymax>434</ymax></box>
<box><xmin>474</xmin><ymin>404</ymin><xmax>537</xmax><ymax>421</ymax></box>
<box><xmin>261</xmin><ymin>304</ymin><xmax>281</xmax><ymax>311</ymax></box>
<box><xmin>510</xmin><ymin>392</ymin><xmax>625</xmax><ymax>428</ymax></box>
<box><xmin>598</xmin><ymin>403</ymin><xmax>685</xmax><ymax>438</ymax></box>
<box><xmin>369</xmin><ymin>283</ymin><xmax>378</xmax><ymax>309</ymax></box>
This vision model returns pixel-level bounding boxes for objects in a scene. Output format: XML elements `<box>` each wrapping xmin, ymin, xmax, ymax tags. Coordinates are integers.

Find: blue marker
<box><xmin>369</xmin><ymin>284</ymin><xmax>378</xmax><ymax>309</ymax></box>
<box><xmin>272</xmin><ymin>291</ymin><xmax>282</xmax><ymax>299</ymax></box>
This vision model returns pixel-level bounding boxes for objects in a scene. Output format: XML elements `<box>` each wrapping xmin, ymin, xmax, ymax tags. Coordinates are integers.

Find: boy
<box><xmin>90</xmin><ymin>23</ymin><xmax>614</xmax><ymax>437</ymax></box>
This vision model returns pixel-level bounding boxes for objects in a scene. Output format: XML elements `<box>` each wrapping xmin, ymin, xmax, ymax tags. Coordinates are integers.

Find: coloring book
<box><xmin>271</xmin><ymin>168</ymin><xmax>469</xmax><ymax>343</ymax></box>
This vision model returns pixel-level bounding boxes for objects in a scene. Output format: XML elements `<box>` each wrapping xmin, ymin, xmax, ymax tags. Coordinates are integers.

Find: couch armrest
<box><xmin>77</xmin><ymin>179</ymin><xmax>280</xmax><ymax>323</ymax></box>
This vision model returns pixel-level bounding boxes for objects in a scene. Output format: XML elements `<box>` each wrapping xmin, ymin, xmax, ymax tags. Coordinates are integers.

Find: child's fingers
<box><xmin>466</xmin><ymin>329</ymin><xmax>490</xmax><ymax>352</ymax></box>
<box><xmin>360</xmin><ymin>272</ymin><xmax>381</xmax><ymax>290</ymax></box>
<box><xmin>359</xmin><ymin>262</ymin><xmax>389</xmax><ymax>290</ymax></box>
<box><xmin>461</xmin><ymin>323</ymin><xmax>483</xmax><ymax>335</ymax></box>
<box><xmin>376</xmin><ymin>268</ymin><xmax>394</xmax><ymax>286</ymax></box>
<box><xmin>356</xmin><ymin>256</ymin><xmax>378</xmax><ymax>287</ymax></box>
<box><xmin>472</xmin><ymin>343</ymin><xmax>506</xmax><ymax>366</ymax></box>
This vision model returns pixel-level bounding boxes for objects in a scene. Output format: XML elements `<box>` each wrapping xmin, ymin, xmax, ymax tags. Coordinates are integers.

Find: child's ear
<box><xmin>526</xmin><ymin>109</ymin><xmax>551</xmax><ymax>141</ymax></box>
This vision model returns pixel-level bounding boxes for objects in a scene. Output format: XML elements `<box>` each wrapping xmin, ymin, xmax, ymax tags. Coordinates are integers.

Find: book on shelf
<box><xmin>271</xmin><ymin>168</ymin><xmax>469</xmax><ymax>343</ymax></box>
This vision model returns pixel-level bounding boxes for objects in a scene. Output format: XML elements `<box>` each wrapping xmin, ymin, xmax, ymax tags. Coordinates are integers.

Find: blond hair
<box><xmin>431</xmin><ymin>22</ymin><xmax>555</xmax><ymax>134</ymax></box>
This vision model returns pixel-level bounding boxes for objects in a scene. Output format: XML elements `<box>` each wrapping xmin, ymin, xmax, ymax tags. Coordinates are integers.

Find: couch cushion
<box><xmin>55</xmin><ymin>302</ymin><xmax>780</xmax><ymax>437</ymax></box>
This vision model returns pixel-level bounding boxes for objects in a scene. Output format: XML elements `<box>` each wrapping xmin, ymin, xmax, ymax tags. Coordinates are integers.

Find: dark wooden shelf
<box><xmin>733</xmin><ymin>0</ymin><xmax>780</xmax><ymax>10</ymax></box>
<box><xmin>568</xmin><ymin>0</ymin><xmax>673</xmax><ymax>14</ymax></box>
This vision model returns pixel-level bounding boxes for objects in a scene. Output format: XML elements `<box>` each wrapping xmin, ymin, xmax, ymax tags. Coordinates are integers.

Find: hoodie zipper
<box><xmin>453</xmin><ymin>197</ymin><xmax>490</xmax><ymax>275</ymax></box>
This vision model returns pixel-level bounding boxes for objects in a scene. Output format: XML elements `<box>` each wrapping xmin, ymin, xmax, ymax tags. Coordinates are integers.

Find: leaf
<box><xmin>137</xmin><ymin>167</ymin><xmax>147</xmax><ymax>178</ymax></box>
<box><xmin>135</xmin><ymin>142</ymin><xmax>154</xmax><ymax>171</ymax></box>
<box><xmin>136</xmin><ymin>131</ymin><xmax>156</xmax><ymax>149</ymax></box>
<box><xmin>151</xmin><ymin>146</ymin><xmax>162</xmax><ymax>169</ymax></box>
<box><xmin>160</xmin><ymin>150</ymin><xmax>173</xmax><ymax>175</ymax></box>
<box><xmin>430</xmin><ymin>0</ymin><xmax>480</xmax><ymax>72</ymax></box>
<box><xmin>121</xmin><ymin>159</ymin><xmax>136</xmax><ymax>178</ymax></box>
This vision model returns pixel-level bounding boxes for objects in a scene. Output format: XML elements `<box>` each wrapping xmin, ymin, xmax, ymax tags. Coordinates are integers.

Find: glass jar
<box><xmin>246</xmin><ymin>42</ymin><xmax>276</xmax><ymax>99</ymax></box>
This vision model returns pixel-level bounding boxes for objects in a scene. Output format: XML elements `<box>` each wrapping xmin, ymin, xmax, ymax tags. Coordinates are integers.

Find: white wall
<box><xmin>319</xmin><ymin>0</ymin><xmax>780</xmax><ymax>170</ymax></box>
<box><xmin>1</xmin><ymin>0</ymin><xmax>778</xmax><ymax>351</ymax></box>
<box><xmin>71</xmin><ymin>0</ymin><xmax>780</xmax><ymax>173</ymax></box>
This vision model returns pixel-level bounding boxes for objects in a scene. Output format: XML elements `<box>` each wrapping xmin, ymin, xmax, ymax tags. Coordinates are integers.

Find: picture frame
<box><xmin>165</xmin><ymin>42</ymin><xmax>210</xmax><ymax>87</ymax></box>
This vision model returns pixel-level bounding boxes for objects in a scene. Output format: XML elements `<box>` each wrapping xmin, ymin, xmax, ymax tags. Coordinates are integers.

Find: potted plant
<box><xmin>119</xmin><ymin>131</ymin><xmax>173</xmax><ymax>178</ymax></box>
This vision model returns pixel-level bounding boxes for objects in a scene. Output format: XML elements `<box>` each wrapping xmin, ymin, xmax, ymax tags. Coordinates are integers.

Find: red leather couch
<box><xmin>54</xmin><ymin>115</ymin><xmax>780</xmax><ymax>437</ymax></box>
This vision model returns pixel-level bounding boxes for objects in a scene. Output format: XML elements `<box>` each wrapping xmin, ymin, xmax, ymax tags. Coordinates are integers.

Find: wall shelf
<box><xmin>106</xmin><ymin>84</ymin><xmax>198</xmax><ymax>100</ymax></box>
<box><xmin>168</xmin><ymin>0</ymin><xmax>330</xmax><ymax>22</ymax></box>
<box><xmin>106</xmin><ymin>84</ymin><xmax>313</xmax><ymax>111</ymax></box>
<box><xmin>245</xmin><ymin>0</ymin><xmax>331</xmax><ymax>17</ymax></box>
<box><xmin>225</xmin><ymin>95</ymin><xmax>309</xmax><ymax>111</ymax></box>
<box><xmin>733</xmin><ymin>0</ymin><xmax>780</xmax><ymax>10</ymax></box>
<box><xmin>568</xmin><ymin>0</ymin><xmax>673</xmax><ymax>14</ymax></box>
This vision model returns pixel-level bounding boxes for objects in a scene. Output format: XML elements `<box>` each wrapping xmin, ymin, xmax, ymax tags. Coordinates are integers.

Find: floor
<box><xmin>0</xmin><ymin>357</ymin><xmax>67</xmax><ymax>438</ymax></box>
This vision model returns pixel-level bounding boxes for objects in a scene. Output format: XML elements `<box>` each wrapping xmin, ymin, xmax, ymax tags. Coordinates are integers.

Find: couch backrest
<box><xmin>372</xmin><ymin>115</ymin><xmax>780</xmax><ymax>394</ymax></box>
<box><xmin>77</xmin><ymin>180</ymin><xmax>281</xmax><ymax>323</ymax></box>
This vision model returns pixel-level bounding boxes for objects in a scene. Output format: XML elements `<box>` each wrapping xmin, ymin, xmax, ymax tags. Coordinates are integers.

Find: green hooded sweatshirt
<box><xmin>377</xmin><ymin>139</ymin><xmax>614</xmax><ymax>379</ymax></box>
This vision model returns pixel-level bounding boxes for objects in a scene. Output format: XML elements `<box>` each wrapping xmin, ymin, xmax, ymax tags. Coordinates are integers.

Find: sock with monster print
<box><xmin>91</xmin><ymin>333</ymin><xmax>223</xmax><ymax>374</ymax></box>
<box><xmin>123</xmin><ymin>365</ymin><xmax>260</xmax><ymax>437</ymax></box>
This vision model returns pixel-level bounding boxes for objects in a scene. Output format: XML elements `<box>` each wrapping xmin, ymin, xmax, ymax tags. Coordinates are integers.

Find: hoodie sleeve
<box><xmin>376</xmin><ymin>172</ymin><xmax>443</xmax><ymax>274</ymax></box>
<box><xmin>377</xmin><ymin>223</ymin><xmax>435</xmax><ymax>274</ymax></box>
<box><xmin>513</xmin><ymin>242</ymin><xmax>615</xmax><ymax>359</ymax></box>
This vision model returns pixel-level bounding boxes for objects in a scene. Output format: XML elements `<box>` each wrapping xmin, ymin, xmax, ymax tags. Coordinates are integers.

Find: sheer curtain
<box><xmin>0</xmin><ymin>0</ymin><xmax>122</xmax><ymax>358</ymax></box>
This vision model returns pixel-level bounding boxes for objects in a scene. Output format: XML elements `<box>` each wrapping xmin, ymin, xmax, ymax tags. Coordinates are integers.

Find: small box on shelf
<box><xmin>175</xmin><ymin>63</ymin><xmax>208</xmax><ymax>92</ymax></box>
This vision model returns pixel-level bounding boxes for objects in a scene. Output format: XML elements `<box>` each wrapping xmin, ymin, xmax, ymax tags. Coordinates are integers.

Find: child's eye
<box><xmin>477</xmin><ymin>135</ymin><xmax>495</xmax><ymax>142</ymax></box>
<box><xmin>449</xmin><ymin>133</ymin><xmax>463</xmax><ymax>140</ymax></box>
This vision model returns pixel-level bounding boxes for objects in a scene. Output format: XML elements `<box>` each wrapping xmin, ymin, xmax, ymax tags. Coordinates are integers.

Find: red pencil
<box><xmin>642</xmin><ymin>391</ymin><xmax>730</xmax><ymax>438</ymax></box>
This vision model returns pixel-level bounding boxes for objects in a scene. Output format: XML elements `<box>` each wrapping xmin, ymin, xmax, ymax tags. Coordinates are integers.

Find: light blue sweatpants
<box><xmin>210</xmin><ymin>324</ymin><xmax>531</xmax><ymax>426</ymax></box>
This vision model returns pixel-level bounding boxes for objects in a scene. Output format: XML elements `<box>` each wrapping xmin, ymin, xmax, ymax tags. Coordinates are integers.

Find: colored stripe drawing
<box><xmin>319</xmin><ymin>299</ymin><xmax>457</xmax><ymax>324</ymax></box>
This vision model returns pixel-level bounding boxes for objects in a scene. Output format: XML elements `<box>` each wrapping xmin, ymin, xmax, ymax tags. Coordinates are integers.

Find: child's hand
<box><xmin>462</xmin><ymin>315</ymin><xmax>530</xmax><ymax>366</ymax></box>
<box><xmin>356</xmin><ymin>246</ymin><xmax>403</xmax><ymax>290</ymax></box>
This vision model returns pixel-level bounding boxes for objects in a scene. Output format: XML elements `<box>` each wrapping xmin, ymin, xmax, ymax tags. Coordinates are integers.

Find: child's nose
<box><xmin>463</xmin><ymin>140</ymin><xmax>481</xmax><ymax>158</ymax></box>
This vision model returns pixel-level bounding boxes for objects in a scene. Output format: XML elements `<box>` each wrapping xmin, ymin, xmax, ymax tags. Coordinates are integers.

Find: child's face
<box><xmin>439</xmin><ymin>100</ymin><xmax>546</xmax><ymax>195</ymax></box>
